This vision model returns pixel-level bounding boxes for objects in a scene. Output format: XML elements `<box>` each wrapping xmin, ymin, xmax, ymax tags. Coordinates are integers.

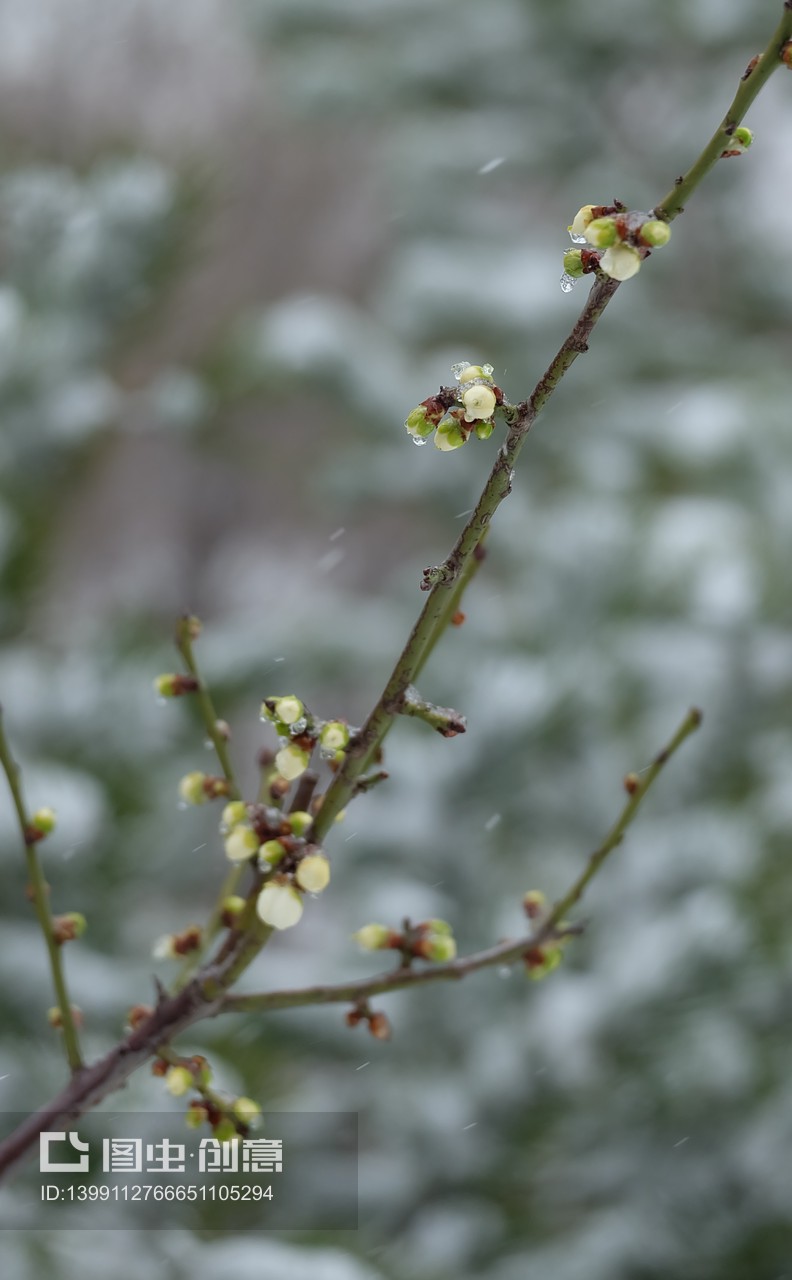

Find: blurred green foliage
<box><xmin>3</xmin><ymin>1</ymin><xmax>792</xmax><ymax>1277</ymax></box>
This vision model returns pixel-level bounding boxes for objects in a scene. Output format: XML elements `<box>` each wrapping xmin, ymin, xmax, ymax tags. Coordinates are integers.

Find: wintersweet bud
<box><xmin>562</xmin><ymin>248</ymin><xmax>586</xmax><ymax>278</ymax></box>
<box><xmin>638</xmin><ymin>219</ymin><xmax>672</xmax><ymax>247</ymax></box>
<box><xmin>179</xmin><ymin>771</ymin><xmax>208</xmax><ymax>806</ymax></box>
<box><xmin>418</xmin><ymin>933</ymin><xmax>457</xmax><ymax>962</ymax></box>
<box><xmin>523</xmin><ymin>890</ymin><xmax>546</xmax><ymax>919</ymax></box>
<box><xmin>186</xmin><ymin>1102</ymin><xmax>209</xmax><ymax>1130</ymax></box>
<box><xmin>287</xmin><ymin>811</ymin><xmax>313</xmax><ymax>837</ymax></box>
<box><xmin>295</xmin><ymin>852</ymin><xmax>331</xmax><ymax>893</ymax></box>
<box><xmin>568</xmin><ymin>204</ymin><xmax>596</xmax><ymax>238</ymax></box>
<box><xmin>275</xmin><ymin>743</ymin><xmax>311</xmax><ymax>781</ymax></box>
<box><xmin>434</xmin><ymin>415</ymin><xmax>468</xmax><ymax>451</ymax></box>
<box><xmin>584</xmin><ymin>216</ymin><xmax>619</xmax><ymax>248</ymax></box>
<box><xmin>47</xmin><ymin>1006</ymin><xmax>83</xmax><ymax>1029</ymax></box>
<box><xmin>165</xmin><ymin>1066</ymin><xmax>194</xmax><ymax>1097</ymax></box>
<box><xmin>213</xmin><ymin>1119</ymin><xmax>239</xmax><ymax>1144</ymax></box>
<box><xmin>52</xmin><ymin>912</ymin><xmax>87</xmax><ymax>944</ymax></box>
<box><xmin>320</xmin><ymin>721</ymin><xmax>350</xmax><ymax>752</ymax></box>
<box><xmin>220</xmin><ymin>800</ymin><xmax>248</xmax><ymax>832</ymax></box>
<box><xmin>28</xmin><ymin>807</ymin><xmax>57</xmax><ymax>840</ymax></box>
<box><xmin>259</xmin><ymin>839</ymin><xmax>287</xmax><ymax>866</ymax></box>
<box><xmin>461</xmin><ymin>384</ymin><xmax>497</xmax><ymax>422</ymax></box>
<box><xmin>224</xmin><ymin>824</ymin><xmax>261</xmax><ymax>863</ymax></box>
<box><xmin>220</xmin><ymin>895</ymin><xmax>246</xmax><ymax>925</ymax></box>
<box><xmin>599</xmin><ymin>243</ymin><xmax>642</xmax><ymax>281</ymax></box>
<box><xmin>405</xmin><ymin>405</ymin><xmax>436</xmax><ymax>441</ymax></box>
<box><xmin>233</xmin><ymin>1097</ymin><xmax>262</xmax><ymax>1126</ymax></box>
<box><xmin>475</xmin><ymin>420</ymin><xmax>495</xmax><ymax>440</ymax></box>
<box><xmin>353</xmin><ymin>923</ymin><xmax>393</xmax><ymax>951</ymax></box>
<box><xmin>256</xmin><ymin>881</ymin><xmax>304</xmax><ymax>930</ymax></box>
<box><xmin>154</xmin><ymin>673</ymin><xmax>198</xmax><ymax>698</ymax></box>
<box><xmin>525</xmin><ymin>944</ymin><xmax>564</xmax><ymax>981</ymax></box>
<box><xmin>152</xmin><ymin>934</ymin><xmax>177</xmax><ymax>960</ymax></box>
<box><xmin>423</xmin><ymin>918</ymin><xmax>453</xmax><ymax>935</ymax></box>
<box><xmin>272</xmin><ymin>696</ymin><xmax>304</xmax><ymax>726</ymax></box>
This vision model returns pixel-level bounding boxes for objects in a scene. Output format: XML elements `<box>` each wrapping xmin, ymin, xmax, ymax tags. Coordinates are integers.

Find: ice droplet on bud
<box><xmin>411</xmin><ymin>435</ymin><xmax>427</xmax><ymax>446</ymax></box>
<box><xmin>290</xmin><ymin>717</ymin><xmax>308</xmax><ymax>735</ymax></box>
<box><xmin>451</xmin><ymin>361</ymin><xmax>473</xmax><ymax>380</ymax></box>
<box><xmin>560</xmin><ymin>273</ymin><xmax>576</xmax><ymax>294</ymax></box>
<box><xmin>568</xmin><ymin>230</ymin><xmax>587</xmax><ymax>245</ymax></box>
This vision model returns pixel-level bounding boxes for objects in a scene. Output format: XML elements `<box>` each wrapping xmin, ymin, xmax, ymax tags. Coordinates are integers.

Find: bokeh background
<box><xmin>2</xmin><ymin>0</ymin><xmax>792</xmax><ymax>1276</ymax></box>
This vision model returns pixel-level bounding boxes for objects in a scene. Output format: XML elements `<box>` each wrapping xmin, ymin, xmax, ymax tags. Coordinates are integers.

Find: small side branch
<box><xmin>0</xmin><ymin>709</ymin><xmax>83</xmax><ymax>1073</ymax></box>
<box><xmin>396</xmin><ymin>686</ymin><xmax>467</xmax><ymax>738</ymax></box>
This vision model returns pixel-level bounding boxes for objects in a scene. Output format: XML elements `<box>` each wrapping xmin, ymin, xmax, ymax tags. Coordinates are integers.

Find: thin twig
<box><xmin>0</xmin><ymin>708</ymin><xmax>83</xmax><ymax>1073</ymax></box>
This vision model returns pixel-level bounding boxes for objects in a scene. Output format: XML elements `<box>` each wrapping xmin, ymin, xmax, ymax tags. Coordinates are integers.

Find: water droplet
<box><xmin>451</xmin><ymin>361</ymin><xmax>472</xmax><ymax>380</ymax></box>
<box><xmin>560</xmin><ymin>273</ymin><xmax>576</xmax><ymax>294</ymax></box>
<box><xmin>203</xmin><ymin>738</ymin><xmax>214</xmax><ymax>750</ymax></box>
<box><xmin>498</xmin><ymin>965</ymin><xmax>512</xmax><ymax>979</ymax></box>
<box><xmin>568</xmin><ymin>230</ymin><xmax>587</xmax><ymax>245</ymax></box>
<box><xmin>319</xmin><ymin>746</ymin><xmax>335</xmax><ymax>761</ymax></box>
<box><xmin>411</xmin><ymin>435</ymin><xmax>428</xmax><ymax>446</ymax></box>
<box><xmin>290</xmin><ymin>717</ymin><xmax>308</xmax><ymax>735</ymax></box>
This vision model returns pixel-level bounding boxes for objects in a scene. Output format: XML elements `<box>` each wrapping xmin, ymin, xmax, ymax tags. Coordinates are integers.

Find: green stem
<box><xmin>0</xmin><ymin>709</ymin><xmax>83</xmax><ymax>1073</ymax></box>
<box><xmin>656</xmin><ymin>7</ymin><xmax>792</xmax><ymax>219</ymax></box>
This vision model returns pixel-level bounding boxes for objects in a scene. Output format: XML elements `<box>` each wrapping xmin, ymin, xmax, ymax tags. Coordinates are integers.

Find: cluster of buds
<box><xmin>352</xmin><ymin>917</ymin><xmax>457</xmax><ymax>963</ymax></box>
<box><xmin>47</xmin><ymin>1004</ymin><xmax>83</xmax><ymax>1030</ymax></box>
<box><xmin>260</xmin><ymin>695</ymin><xmax>352</xmax><ymax>782</ymax></box>
<box><xmin>564</xmin><ymin>203</ymin><xmax>672</xmax><ymax>283</ymax></box>
<box><xmin>521</xmin><ymin>889</ymin><xmax>569</xmax><ymax>981</ymax></box>
<box><xmin>156</xmin><ymin>1053</ymin><xmax>213</xmax><ymax>1098</ymax></box>
<box><xmin>185</xmin><ymin>1095</ymin><xmax>263</xmax><ymax>1142</ymax></box>
<box><xmin>177</xmin><ymin>771</ymin><xmax>231</xmax><ymax>806</ymax></box>
<box><xmin>345</xmin><ymin>1001</ymin><xmax>392</xmax><ymax>1041</ymax></box>
<box><xmin>220</xmin><ymin>800</ymin><xmax>331</xmax><ymax>931</ymax></box>
<box><xmin>405</xmin><ymin>363</ymin><xmax>503</xmax><ymax>452</ymax></box>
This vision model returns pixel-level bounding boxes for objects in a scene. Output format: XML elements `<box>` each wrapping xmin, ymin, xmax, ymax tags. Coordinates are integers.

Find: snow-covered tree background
<box><xmin>2</xmin><ymin>1</ymin><xmax>792</xmax><ymax>1276</ymax></box>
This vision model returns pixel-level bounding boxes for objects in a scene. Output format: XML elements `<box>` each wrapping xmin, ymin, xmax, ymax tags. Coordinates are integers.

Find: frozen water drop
<box><xmin>560</xmin><ymin>273</ymin><xmax>576</xmax><ymax>294</ymax></box>
<box><xmin>568</xmin><ymin>230</ymin><xmax>587</xmax><ymax>245</ymax></box>
<box><xmin>451</xmin><ymin>360</ymin><xmax>472</xmax><ymax>380</ymax></box>
<box><xmin>290</xmin><ymin>717</ymin><xmax>308</xmax><ymax>735</ymax></box>
<box><xmin>411</xmin><ymin>435</ymin><xmax>428</xmax><ymax>446</ymax></box>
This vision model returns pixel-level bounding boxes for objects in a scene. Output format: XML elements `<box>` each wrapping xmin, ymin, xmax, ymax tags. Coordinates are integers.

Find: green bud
<box><xmin>639</xmin><ymin>219</ymin><xmax>671</xmax><ymax>247</ymax></box>
<box><xmin>213</xmin><ymin>1119</ymin><xmax>239</xmax><ymax>1144</ymax></box>
<box><xmin>320</xmin><ymin>721</ymin><xmax>350</xmax><ymax>752</ymax></box>
<box><xmin>287</xmin><ymin>810</ymin><xmax>313</xmax><ymax>837</ymax></box>
<box><xmin>732</xmin><ymin>126</ymin><xmax>753</xmax><ymax>148</ymax></box>
<box><xmin>165</xmin><ymin>1066</ymin><xmax>193</xmax><ymax>1098</ymax></box>
<box><xmin>405</xmin><ymin>406</ymin><xmax>435</xmax><ymax>439</ymax></box>
<box><xmin>562</xmin><ymin>248</ymin><xmax>586</xmax><ymax>278</ymax></box>
<box><xmin>475</xmin><ymin>420</ymin><xmax>494</xmax><ymax>441</ymax></box>
<box><xmin>295</xmin><ymin>852</ymin><xmax>331</xmax><ymax>893</ymax></box>
<box><xmin>224</xmin><ymin>825</ymin><xmax>260</xmax><ymax>863</ymax></box>
<box><xmin>585</xmin><ymin>216</ymin><xmax>619</xmax><ymax>248</ymax></box>
<box><xmin>31</xmin><ymin>807</ymin><xmax>57</xmax><ymax>836</ymax></box>
<box><xmin>259</xmin><ymin>839</ymin><xmax>287</xmax><ymax>866</ymax></box>
<box><xmin>424</xmin><ymin>918</ymin><xmax>453</xmax><ymax>936</ymax></box>
<box><xmin>275</xmin><ymin>743</ymin><xmax>311</xmax><ymax>781</ymax></box>
<box><xmin>178</xmin><ymin>771</ymin><xmax>208</xmax><ymax>806</ymax></box>
<box><xmin>420</xmin><ymin>933</ymin><xmax>457</xmax><ymax>962</ymax></box>
<box><xmin>352</xmin><ymin>923</ymin><xmax>393</xmax><ymax>951</ymax></box>
<box><xmin>221</xmin><ymin>895</ymin><xmax>246</xmax><ymax>921</ymax></box>
<box><xmin>233</xmin><ymin>1097</ymin><xmax>262</xmax><ymax>1126</ymax></box>
<box><xmin>434</xmin><ymin>418</ymin><xmax>467</xmax><ymax>452</ymax></box>
<box><xmin>186</xmin><ymin>1102</ymin><xmax>208</xmax><ymax>1130</ymax></box>
<box><xmin>220</xmin><ymin>800</ymin><xmax>248</xmax><ymax>831</ymax></box>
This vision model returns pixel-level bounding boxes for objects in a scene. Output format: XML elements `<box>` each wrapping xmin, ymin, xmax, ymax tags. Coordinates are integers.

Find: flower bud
<box><xmin>186</xmin><ymin>1102</ymin><xmax>209</xmax><ymax>1129</ymax></box>
<box><xmin>47</xmin><ymin>1005</ymin><xmax>83</xmax><ymax>1029</ymax></box>
<box><xmin>434</xmin><ymin>418</ymin><xmax>467</xmax><ymax>451</ymax></box>
<box><xmin>599</xmin><ymin>243</ymin><xmax>641</xmax><ymax>281</ymax></box>
<box><xmin>220</xmin><ymin>895</ymin><xmax>247</xmax><ymax>926</ymax></box>
<box><xmin>256</xmin><ymin>881</ymin><xmax>304</xmax><ymax>930</ymax></box>
<box><xmin>224</xmin><ymin>825</ymin><xmax>260</xmax><ymax>863</ymax></box>
<box><xmin>272</xmin><ymin>696</ymin><xmax>304</xmax><ymax>726</ymax></box>
<box><xmin>569</xmin><ymin>204</ymin><xmax>596</xmax><ymax>237</ymax></box>
<box><xmin>522</xmin><ymin>890</ymin><xmax>546</xmax><ymax>919</ymax></box>
<box><xmin>562</xmin><ymin>248</ymin><xmax>586</xmax><ymax>278</ymax></box>
<box><xmin>452</xmin><ymin>362</ymin><xmax>494</xmax><ymax>384</ymax></box>
<box><xmin>152</xmin><ymin>934</ymin><xmax>177</xmax><ymax>960</ymax></box>
<box><xmin>368</xmin><ymin>1011</ymin><xmax>392</xmax><ymax>1041</ymax></box>
<box><xmin>638</xmin><ymin>219</ymin><xmax>671</xmax><ymax>247</ymax></box>
<box><xmin>585</xmin><ymin>216</ymin><xmax>619</xmax><ymax>248</ymax></box>
<box><xmin>30</xmin><ymin>807</ymin><xmax>57</xmax><ymax>837</ymax></box>
<box><xmin>352</xmin><ymin>923</ymin><xmax>393</xmax><ymax>951</ymax></box>
<box><xmin>417</xmin><ymin>933</ymin><xmax>457</xmax><ymax>962</ymax></box>
<box><xmin>405</xmin><ymin>406</ymin><xmax>435</xmax><ymax>440</ymax></box>
<box><xmin>461</xmin><ymin>384</ymin><xmax>497</xmax><ymax>422</ymax></box>
<box><xmin>213</xmin><ymin>1119</ymin><xmax>239</xmax><ymax>1144</ymax></box>
<box><xmin>275</xmin><ymin>743</ymin><xmax>311</xmax><ymax>781</ymax></box>
<box><xmin>233</xmin><ymin>1097</ymin><xmax>262</xmax><ymax>1126</ymax></box>
<box><xmin>165</xmin><ymin>1066</ymin><xmax>193</xmax><ymax>1097</ymax></box>
<box><xmin>423</xmin><ymin>918</ymin><xmax>453</xmax><ymax>936</ymax></box>
<box><xmin>732</xmin><ymin>125</ymin><xmax>753</xmax><ymax>148</ymax></box>
<box><xmin>475</xmin><ymin>420</ymin><xmax>494</xmax><ymax>441</ymax></box>
<box><xmin>320</xmin><ymin>721</ymin><xmax>350</xmax><ymax>752</ymax></box>
<box><xmin>259</xmin><ymin>838</ymin><xmax>287</xmax><ymax>866</ymax></box>
<box><xmin>154</xmin><ymin>673</ymin><xmax>198</xmax><ymax>698</ymax></box>
<box><xmin>295</xmin><ymin>852</ymin><xmax>331</xmax><ymax>893</ymax></box>
<box><xmin>287</xmin><ymin>810</ymin><xmax>313</xmax><ymax>837</ymax></box>
<box><xmin>525</xmin><ymin>944</ymin><xmax>563</xmax><ymax>981</ymax></box>
<box><xmin>221</xmin><ymin>800</ymin><xmax>248</xmax><ymax>831</ymax></box>
<box><xmin>179</xmin><ymin>771</ymin><xmax>208</xmax><ymax>806</ymax></box>
<box><xmin>52</xmin><ymin>912</ymin><xmax>87</xmax><ymax>944</ymax></box>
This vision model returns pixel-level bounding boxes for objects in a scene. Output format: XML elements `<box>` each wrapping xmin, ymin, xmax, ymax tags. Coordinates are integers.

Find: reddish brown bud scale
<box><xmin>524</xmin><ymin>946</ymin><xmax>546</xmax><ymax>971</ymax></box>
<box><xmin>172</xmin><ymin>926</ymin><xmax>202</xmax><ymax>956</ymax></box>
<box><xmin>151</xmin><ymin>1058</ymin><xmax>168</xmax><ymax>1077</ymax></box>
<box><xmin>368</xmin><ymin>1011</ymin><xmax>392</xmax><ymax>1041</ymax></box>
<box><xmin>451</xmin><ymin>611</ymin><xmax>466</xmax><ymax>626</ymax></box>
<box><xmin>127</xmin><ymin>1004</ymin><xmax>153</xmax><ymax>1031</ymax></box>
<box><xmin>623</xmin><ymin>772</ymin><xmax>640</xmax><ymax>795</ymax></box>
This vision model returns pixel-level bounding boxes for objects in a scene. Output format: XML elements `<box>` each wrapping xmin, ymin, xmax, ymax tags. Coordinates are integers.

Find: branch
<box><xmin>222</xmin><ymin>706</ymin><xmax>701</xmax><ymax>1015</ymax></box>
<box><xmin>0</xmin><ymin>708</ymin><xmax>83</xmax><ymax>1073</ymax></box>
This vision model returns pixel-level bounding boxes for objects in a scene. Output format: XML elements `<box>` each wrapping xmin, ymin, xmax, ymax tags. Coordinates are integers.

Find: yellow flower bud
<box><xmin>275</xmin><ymin>743</ymin><xmax>311</xmax><ymax>781</ymax></box>
<box><xmin>256</xmin><ymin>882</ymin><xmax>304</xmax><ymax>930</ymax></box>
<box><xmin>295</xmin><ymin>852</ymin><xmax>331</xmax><ymax>893</ymax></box>
<box><xmin>224</xmin><ymin>825</ymin><xmax>260</xmax><ymax>863</ymax></box>
<box><xmin>461</xmin><ymin>385</ymin><xmax>497</xmax><ymax>422</ymax></box>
